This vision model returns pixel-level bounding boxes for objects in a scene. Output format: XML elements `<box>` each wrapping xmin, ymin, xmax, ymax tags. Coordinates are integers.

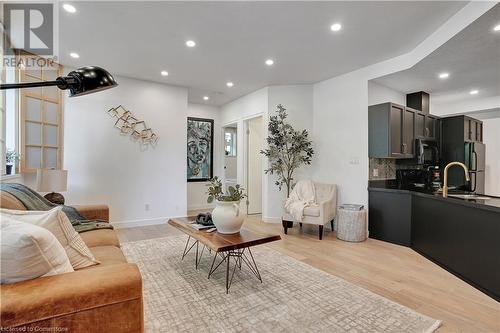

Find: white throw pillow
<box><xmin>1</xmin><ymin>207</ymin><xmax>100</xmax><ymax>269</ymax></box>
<box><xmin>0</xmin><ymin>218</ymin><xmax>74</xmax><ymax>284</ymax></box>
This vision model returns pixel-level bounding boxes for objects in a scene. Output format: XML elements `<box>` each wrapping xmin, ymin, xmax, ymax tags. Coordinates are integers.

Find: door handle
<box><xmin>425</xmin><ymin>128</ymin><xmax>429</xmax><ymax>136</ymax></box>
<box><xmin>472</xmin><ymin>151</ymin><xmax>477</xmax><ymax>171</ymax></box>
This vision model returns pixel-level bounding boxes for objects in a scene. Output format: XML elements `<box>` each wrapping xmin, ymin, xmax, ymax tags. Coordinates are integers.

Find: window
<box><xmin>225</xmin><ymin>128</ymin><xmax>237</xmax><ymax>156</ymax></box>
<box><xmin>1</xmin><ymin>52</ymin><xmax>64</xmax><ymax>175</ymax></box>
<box><xmin>19</xmin><ymin>54</ymin><xmax>63</xmax><ymax>172</ymax></box>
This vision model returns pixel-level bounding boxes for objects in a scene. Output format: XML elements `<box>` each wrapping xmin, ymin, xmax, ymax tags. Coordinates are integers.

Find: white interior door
<box><xmin>247</xmin><ymin>116</ymin><xmax>263</xmax><ymax>214</ymax></box>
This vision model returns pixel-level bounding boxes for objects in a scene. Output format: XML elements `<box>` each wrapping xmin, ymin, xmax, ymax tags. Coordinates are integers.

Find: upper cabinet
<box><xmin>369</xmin><ymin>102</ymin><xmax>440</xmax><ymax>159</ymax></box>
<box><xmin>443</xmin><ymin>115</ymin><xmax>483</xmax><ymax>143</ymax></box>
<box><xmin>369</xmin><ymin>103</ymin><xmax>415</xmax><ymax>158</ymax></box>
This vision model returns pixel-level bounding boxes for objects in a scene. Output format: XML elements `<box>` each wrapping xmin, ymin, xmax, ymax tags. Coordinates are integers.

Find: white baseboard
<box><xmin>111</xmin><ymin>216</ymin><xmax>183</xmax><ymax>229</ymax></box>
<box><xmin>262</xmin><ymin>216</ymin><xmax>281</xmax><ymax>224</ymax></box>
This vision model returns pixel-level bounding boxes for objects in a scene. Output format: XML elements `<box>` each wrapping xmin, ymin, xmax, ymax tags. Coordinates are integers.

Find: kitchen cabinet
<box><xmin>456</xmin><ymin>116</ymin><xmax>483</xmax><ymax>143</ymax></box>
<box><xmin>413</xmin><ymin>108</ymin><xmax>439</xmax><ymax>140</ymax></box>
<box><xmin>369</xmin><ymin>103</ymin><xmax>414</xmax><ymax>158</ymax></box>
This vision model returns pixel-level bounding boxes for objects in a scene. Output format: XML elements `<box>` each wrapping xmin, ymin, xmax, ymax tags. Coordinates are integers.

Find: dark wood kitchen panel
<box><xmin>368</xmin><ymin>190</ymin><xmax>412</xmax><ymax>246</ymax></box>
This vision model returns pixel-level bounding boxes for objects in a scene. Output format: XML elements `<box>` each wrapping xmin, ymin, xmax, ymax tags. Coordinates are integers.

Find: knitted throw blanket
<box><xmin>1</xmin><ymin>183</ymin><xmax>113</xmax><ymax>233</ymax></box>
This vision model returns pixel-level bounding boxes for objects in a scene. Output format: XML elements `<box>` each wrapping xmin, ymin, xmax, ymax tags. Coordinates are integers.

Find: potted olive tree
<box><xmin>207</xmin><ymin>176</ymin><xmax>246</xmax><ymax>234</ymax></box>
<box><xmin>261</xmin><ymin>104</ymin><xmax>314</xmax><ymax>198</ymax></box>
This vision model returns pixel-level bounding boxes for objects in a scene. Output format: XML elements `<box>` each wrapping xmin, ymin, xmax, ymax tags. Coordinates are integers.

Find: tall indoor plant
<box><xmin>261</xmin><ymin>104</ymin><xmax>314</xmax><ymax>197</ymax></box>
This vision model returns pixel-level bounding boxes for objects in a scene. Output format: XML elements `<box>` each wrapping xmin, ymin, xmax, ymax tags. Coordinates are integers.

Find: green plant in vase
<box><xmin>206</xmin><ymin>176</ymin><xmax>247</xmax><ymax>234</ymax></box>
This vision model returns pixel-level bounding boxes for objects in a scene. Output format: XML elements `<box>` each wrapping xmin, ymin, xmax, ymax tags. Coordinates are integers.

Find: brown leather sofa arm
<box><xmin>72</xmin><ymin>204</ymin><xmax>109</xmax><ymax>222</ymax></box>
<box><xmin>0</xmin><ymin>264</ymin><xmax>142</xmax><ymax>330</ymax></box>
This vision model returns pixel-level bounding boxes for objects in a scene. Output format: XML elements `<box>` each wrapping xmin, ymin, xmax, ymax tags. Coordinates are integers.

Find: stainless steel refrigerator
<box><xmin>465</xmin><ymin>142</ymin><xmax>485</xmax><ymax>194</ymax></box>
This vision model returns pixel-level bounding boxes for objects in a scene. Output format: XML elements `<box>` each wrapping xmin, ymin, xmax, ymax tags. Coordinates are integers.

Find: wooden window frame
<box><xmin>18</xmin><ymin>52</ymin><xmax>64</xmax><ymax>173</ymax></box>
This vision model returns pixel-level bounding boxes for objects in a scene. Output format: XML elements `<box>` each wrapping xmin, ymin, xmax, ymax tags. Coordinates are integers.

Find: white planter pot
<box><xmin>212</xmin><ymin>200</ymin><xmax>245</xmax><ymax>234</ymax></box>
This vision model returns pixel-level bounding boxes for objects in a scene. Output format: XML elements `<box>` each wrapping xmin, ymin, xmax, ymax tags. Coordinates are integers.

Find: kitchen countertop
<box><xmin>368</xmin><ymin>180</ymin><xmax>500</xmax><ymax>213</ymax></box>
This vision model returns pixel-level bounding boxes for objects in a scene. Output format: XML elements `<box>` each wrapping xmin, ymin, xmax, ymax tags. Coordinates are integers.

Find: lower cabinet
<box><xmin>368</xmin><ymin>190</ymin><xmax>412</xmax><ymax>246</ymax></box>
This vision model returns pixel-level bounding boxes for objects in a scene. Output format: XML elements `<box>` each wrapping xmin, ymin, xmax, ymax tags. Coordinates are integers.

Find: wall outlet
<box><xmin>145</xmin><ymin>204</ymin><xmax>150</xmax><ymax>211</ymax></box>
<box><xmin>373</xmin><ymin>169</ymin><xmax>379</xmax><ymax>177</ymax></box>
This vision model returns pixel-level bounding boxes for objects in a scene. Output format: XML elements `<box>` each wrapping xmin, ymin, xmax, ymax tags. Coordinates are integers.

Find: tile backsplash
<box><xmin>369</xmin><ymin>158</ymin><xmax>396</xmax><ymax>180</ymax></box>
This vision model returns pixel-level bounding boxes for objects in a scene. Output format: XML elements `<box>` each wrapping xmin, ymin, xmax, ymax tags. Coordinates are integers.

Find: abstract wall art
<box><xmin>107</xmin><ymin>105</ymin><xmax>159</xmax><ymax>146</ymax></box>
<box><xmin>187</xmin><ymin>117</ymin><xmax>213</xmax><ymax>182</ymax></box>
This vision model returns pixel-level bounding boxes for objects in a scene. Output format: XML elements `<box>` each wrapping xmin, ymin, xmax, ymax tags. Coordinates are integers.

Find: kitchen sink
<box><xmin>448</xmin><ymin>194</ymin><xmax>492</xmax><ymax>200</ymax></box>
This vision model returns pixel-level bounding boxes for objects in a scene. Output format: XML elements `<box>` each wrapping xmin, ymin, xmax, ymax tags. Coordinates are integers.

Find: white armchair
<box><xmin>282</xmin><ymin>182</ymin><xmax>337</xmax><ymax>240</ymax></box>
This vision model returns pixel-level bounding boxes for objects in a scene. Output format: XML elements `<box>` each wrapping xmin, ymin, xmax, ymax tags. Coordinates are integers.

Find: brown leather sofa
<box><xmin>0</xmin><ymin>191</ymin><xmax>144</xmax><ymax>332</ymax></box>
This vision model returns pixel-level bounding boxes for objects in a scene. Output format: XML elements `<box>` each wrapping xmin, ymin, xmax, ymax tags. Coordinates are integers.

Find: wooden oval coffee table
<box><xmin>168</xmin><ymin>217</ymin><xmax>281</xmax><ymax>293</ymax></box>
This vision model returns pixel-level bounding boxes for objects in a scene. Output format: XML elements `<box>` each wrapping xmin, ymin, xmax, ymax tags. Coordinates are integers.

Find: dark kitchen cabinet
<box><xmin>413</xmin><ymin>108</ymin><xmax>439</xmax><ymax>140</ymax></box>
<box><xmin>444</xmin><ymin>115</ymin><xmax>483</xmax><ymax>143</ymax></box>
<box><xmin>369</xmin><ymin>103</ymin><xmax>414</xmax><ymax>158</ymax></box>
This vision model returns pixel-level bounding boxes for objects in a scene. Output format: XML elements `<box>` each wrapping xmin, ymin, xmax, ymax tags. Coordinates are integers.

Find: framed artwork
<box><xmin>187</xmin><ymin>117</ymin><xmax>214</xmax><ymax>182</ymax></box>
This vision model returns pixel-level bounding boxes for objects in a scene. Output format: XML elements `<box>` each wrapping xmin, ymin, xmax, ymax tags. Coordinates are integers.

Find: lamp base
<box><xmin>44</xmin><ymin>192</ymin><xmax>65</xmax><ymax>205</ymax></box>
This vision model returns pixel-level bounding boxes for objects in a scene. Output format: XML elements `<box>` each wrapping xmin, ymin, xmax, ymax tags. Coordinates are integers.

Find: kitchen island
<box><xmin>368</xmin><ymin>180</ymin><xmax>500</xmax><ymax>301</ymax></box>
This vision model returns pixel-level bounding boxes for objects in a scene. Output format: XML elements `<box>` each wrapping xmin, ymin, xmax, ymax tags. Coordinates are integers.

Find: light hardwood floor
<box><xmin>116</xmin><ymin>215</ymin><xmax>500</xmax><ymax>333</ymax></box>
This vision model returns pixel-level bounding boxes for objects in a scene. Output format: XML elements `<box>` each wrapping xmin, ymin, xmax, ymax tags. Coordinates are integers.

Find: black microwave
<box><xmin>415</xmin><ymin>139</ymin><xmax>439</xmax><ymax>165</ymax></box>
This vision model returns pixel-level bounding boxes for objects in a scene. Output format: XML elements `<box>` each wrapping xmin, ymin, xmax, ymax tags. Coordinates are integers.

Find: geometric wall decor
<box><xmin>107</xmin><ymin>105</ymin><xmax>159</xmax><ymax>146</ymax></box>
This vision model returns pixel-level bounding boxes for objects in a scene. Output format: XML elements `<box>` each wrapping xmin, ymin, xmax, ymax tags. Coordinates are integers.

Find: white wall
<box><xmin>368</xmin><ymin>81</ymin><xmax>406</xmax><ymax>106</ymax></box>
<box><xmin>187</xmin><ymin>103</ymin><xmax>221</xmax><ymax>211</ymax></box>
<box><xmin>482</xmin><ymin>118</ymin><xmax>500</xmax><ymax>196</ymax></box>
<box><xmin>63</xmin><ymin>75</ymin><xmax>188</xmax><ymax>226</ymax></box>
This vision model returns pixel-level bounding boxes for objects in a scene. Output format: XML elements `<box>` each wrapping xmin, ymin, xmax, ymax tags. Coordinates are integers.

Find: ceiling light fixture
<box><xmin>69</xmin><ymin>52</ymin><xmax>79</xmax><ymax>59</ymax></box>
<box><xmin>469</xmin><ymin>90</ymin><xmax>479</xmax><ymax>95</ymax></box>
<box><xmin>160</xmin><ymin>70</ymin><xmax>168</xmax><ymax>76</ymax></box>
<box><xmin>186</xmin><ymin>40</ymin><xmax>196</xmax><ymax>47</ymax></box>
<box><xmin>62</xmin><ymin>4</ymin><xmax>76</xmax><ymax>13</ymax></box>
<box><xmin>493</xmin><ymin>24</ymin><xmax>500</xmax><ymax>31</ymax></box>
<box><xmin>330</xmin><ymin>23</ymin><xmax>342</xmax><ymax>32</ymax></box>
<box><xmin>203</xmin><ymin>96</ymin><xmax>209</xmax><ymax>101</ymax></box>
<box><xmin>438</xmin><ymin>72</ymin><xmax>449</xmax><ymax>79</ymax></box>
<box><xmin>226</xmin><ymin>82</ymin><xmax>234</xmax><ymax>87</ymax></box>
<box><xmin>265</xmin><ymin>59</ymin><xmax>274</xmax><ymax>66</ymax></box>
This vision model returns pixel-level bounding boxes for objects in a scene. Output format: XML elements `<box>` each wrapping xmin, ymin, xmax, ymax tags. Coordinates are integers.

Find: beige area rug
<box><xmin>121</xmin><ymin>236</ymin><xmax>441</xmax><ymax>333</ymax></box>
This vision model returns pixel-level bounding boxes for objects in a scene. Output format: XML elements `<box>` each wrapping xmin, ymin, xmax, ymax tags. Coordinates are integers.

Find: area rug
<box><xmin>121</xmin><ymin>236</ymin><xmax>441</xmax><ymax>333</ymax></box>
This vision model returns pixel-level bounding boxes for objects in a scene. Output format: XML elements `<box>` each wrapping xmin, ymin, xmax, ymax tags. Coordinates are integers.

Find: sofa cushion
<box><xmin>85</xmin><ymin>246</ymin><xmax>127</xmax><ymax>268</ymax></box>
<box><xmin>303</xmin><ymin>205</ymin><xmax>320</xmax><ymax>217</ymax></box>
<box><xmin>0</xmin><ymin>192</ymin><xmax>27</xmax><ymax>210</ymax></box>
<box><xmin>80</xmin><ymin>229</ymin><xmax>120</xmax><ymax>248</ymax></box>
<box><xmin>0</xmin><ymin>218</ymin><xmax>74</xmax><ymax>284</ymax></box>
<box><xmin>1</xmin><ymin>207</ymin><xmax>100</xmax><ymax>269</ymax></box>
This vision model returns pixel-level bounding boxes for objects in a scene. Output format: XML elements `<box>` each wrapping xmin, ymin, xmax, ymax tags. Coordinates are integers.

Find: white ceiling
<box><xmin>374</xmin><ymin>4</ymin><xmax>500</xmax><ymax>110</ymax></box>
<box><xmin>58</xmin><ymin>1</ymin><xmax>467</xmax><ymax>106</ymax></box>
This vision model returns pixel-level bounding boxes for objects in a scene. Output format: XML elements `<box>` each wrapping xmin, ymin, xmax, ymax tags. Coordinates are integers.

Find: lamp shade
<box><xmin>36</xmin><ymin>169</ymin><xmax>68</xmax><ymax>192</ymax></box>
<box><xmin>64</xmin><ymin>66</ymin><xmax>118</xmax><ymax>97</ymax></box>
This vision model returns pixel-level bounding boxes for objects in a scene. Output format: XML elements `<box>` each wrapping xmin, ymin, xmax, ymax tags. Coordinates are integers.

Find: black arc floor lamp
<box><xmin>0</xmin><ymin>66</ymin><xmax>118</xmax><ymax>96</ymax></box>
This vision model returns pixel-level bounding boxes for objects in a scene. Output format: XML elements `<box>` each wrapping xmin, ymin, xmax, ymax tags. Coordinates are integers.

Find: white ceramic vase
<box><xmin>212</xmin><ymin>200</ymin><xmax>245</xmax><ymax>234</ymax></box>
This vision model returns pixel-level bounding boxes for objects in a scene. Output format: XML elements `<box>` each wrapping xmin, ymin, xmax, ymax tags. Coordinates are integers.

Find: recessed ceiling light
<box><xmin>62</xmin><ymin>4</ymin><xmax>76</xmax><ymax>13</ymax></box>
<box><xmin>203</xmin><ymin>96</ymin><xmax>209</xmax><ymax>101</ymax></box>
<box><xmin>160</xmin><ymin>70</ymin><xmax>168</xmax><ymax>76</ymax></box>
<box><xmin>226</xmin><ymin>82</ymin><xmax>234</xmax><ymax>87</ymax></box>
<box><xmin>493</xmin><ymin>24</ymin><xmax>500</xmax><ymax>31</ymax></box>
<box><xmin>186</xmin><ymin>40</ymin><xmax>196</xmax><ymax>47</ymax></box>
<box><xmin>330</xmin><ymin>23</ymin><xmax>342</xmax><ymax>32</ymax></box>
<box><xmin>438</xmin><ymin>72</ymin><xmax>449</xmax><ymax>79</ymax></box>
<box><xmin>265</xmin><ymin>59</ymin><xmax>274</xmax><ymax>66</ymax></box>
<box><xmin>469</xmin><ymin>90</ymin><xmax>479</xmax><ymax>95</ymax></box>
<box><xmin>69</xmin><ymin>52</ymin><xmax>79</xmax><ymax>59</ymax></box>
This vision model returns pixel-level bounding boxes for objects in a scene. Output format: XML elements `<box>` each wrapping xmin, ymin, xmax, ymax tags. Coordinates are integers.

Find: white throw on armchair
<box><xmin>282</xmin><ymin>182</ymin><xmax>337</xmax><ymax>240</ymax></box>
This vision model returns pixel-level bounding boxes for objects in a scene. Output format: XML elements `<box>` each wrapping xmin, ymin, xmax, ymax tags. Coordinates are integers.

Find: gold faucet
<box><xmin>443</xmin><ymin>162</ymin><xmax>470</xmax><ymax>197</ymax></box>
